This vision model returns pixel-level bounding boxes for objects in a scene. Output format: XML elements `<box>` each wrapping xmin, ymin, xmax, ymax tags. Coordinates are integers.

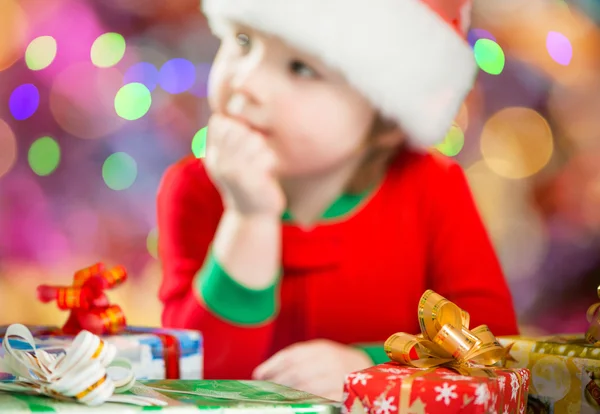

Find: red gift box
<box><xmin>342</xmin><ymin>362</ymin><xmax>530</xmax><ymax>414</ymax></box>
<box><xmin>343</xmin><ymin>290</ymin><xmax>530</xmax><ymax>413</ymax></box>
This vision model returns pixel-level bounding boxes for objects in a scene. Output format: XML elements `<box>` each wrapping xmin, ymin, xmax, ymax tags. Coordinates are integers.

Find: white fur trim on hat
<box><xmin>202</xmin><ymin>0</ymin><xmax>478</xmax><ymax>147</ymax></box>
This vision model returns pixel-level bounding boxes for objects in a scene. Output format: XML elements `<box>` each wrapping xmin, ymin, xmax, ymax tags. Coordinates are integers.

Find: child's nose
<box><xmin>229</xmin><ymin>56</ymin><xmax>273</xmax><ymax>105</ymax></box>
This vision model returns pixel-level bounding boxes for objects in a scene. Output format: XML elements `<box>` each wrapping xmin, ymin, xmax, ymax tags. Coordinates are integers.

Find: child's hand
<box><xmin>205</xmin><ymin>114</ymin><xmax>285</xmax><ymax>217</ymax></box>
<box><xmin>252</xmin><ymin>339</ymin><xmax>373</xmax><ymax>401</ymax></box>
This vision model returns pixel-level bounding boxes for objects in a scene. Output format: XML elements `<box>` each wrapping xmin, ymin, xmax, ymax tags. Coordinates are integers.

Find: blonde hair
<box><xmin>345</xmin><ymin>115</ymin><xmax>406</xmax><ymax>194</ymax></box>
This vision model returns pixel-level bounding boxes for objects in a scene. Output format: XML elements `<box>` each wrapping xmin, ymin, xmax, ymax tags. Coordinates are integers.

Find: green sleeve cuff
<box><xmin>354</xmin><ymin>343</ymin><xmax>390</xmax><ymax>365</ymax></box>
<box><xmin>195</xmin><ymin>251</ymin><xmax>280</xmax><ymax>326</ymax></box>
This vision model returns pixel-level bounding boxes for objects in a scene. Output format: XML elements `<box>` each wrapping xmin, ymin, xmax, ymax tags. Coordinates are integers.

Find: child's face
<box><xmin>208</xmin><ymin>25</ymin><xmax>377</xmax><ymax>178</ymax></box>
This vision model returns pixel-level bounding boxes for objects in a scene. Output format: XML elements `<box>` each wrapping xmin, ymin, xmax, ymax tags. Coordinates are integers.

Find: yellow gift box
<box><xmin>497</xmin><ymin>286</ymin><xmax>600</xmax><ymax>413</ymax></box>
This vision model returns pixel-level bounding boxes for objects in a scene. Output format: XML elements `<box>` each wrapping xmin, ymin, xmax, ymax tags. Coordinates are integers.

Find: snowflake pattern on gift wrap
<box><xmin>488</xmin><ymin>393</ymin><xmax>498</xmax><ymax>413</ymax></box>
<box><xmin>510</xmin><ymin>373</ymin><xmax>520</xmax><ymax>401</ymax></box>
<box><xmin>471</xmin><ymin>383</ymin><xmax>491</xmax><ymax>409</ymax></box>
<box><xmin>378</xmin><ymin>367</ymin><xmax>412</xmax><ymax>375</ymax></box>
<box><xmin>439</xmin><ymin>373</ymin><xmax>473</xmax><ymax>381</ymax></box>
<box><xmin>386</xmin><ymin>374</ymin><xmax>410</xmax><ymax>381</ymax></box>
<box><xmin>434</xmin><ymin>383</ymin><xmax>458</xmax><ymax>406</ymax></box>
<box><xmin>347</xmin><ymin>372</ymin><xmax>373</xmax><ymax>386</ymax></box>
<box><xmin>498</xmin><ymin>376</ymin><xmax>506</xmax><ymax>391</ymax></box>
<box><xmin>373</xmin><ymin>394</ymin><xmax>397</xmax><ymax>414</ymax></box>
<box><xmin>502</xmin><ymin>404</ymin><xmax>510</xmax><ymax>414</ymax></box>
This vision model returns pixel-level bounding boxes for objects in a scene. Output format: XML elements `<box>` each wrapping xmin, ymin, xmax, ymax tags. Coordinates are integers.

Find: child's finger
<box><xmin>252</xmin><ymin>342</ymin><xmax>319</xmax><ymax>380</ymax></box>
<box><xmin>267</xmin><ymin>359</ymin><xmax>330</xmax><ymax>388</ymax></box>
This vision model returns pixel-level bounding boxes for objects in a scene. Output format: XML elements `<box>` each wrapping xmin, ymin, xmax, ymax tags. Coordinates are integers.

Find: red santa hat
<box><xmin>202</xmin><ymin>0</ymin><xmax>477</xmax><ymax>148</ymax></box>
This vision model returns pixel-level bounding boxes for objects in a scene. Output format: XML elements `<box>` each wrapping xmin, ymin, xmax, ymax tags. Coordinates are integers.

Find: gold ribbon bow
<box><xmin>586</xmin><ymin>285</ymin><xmax>600</xmax><ymax>345</ymax></box>
<box><xmin>384</xmin><ymin>290</ymin><xmax>511</xmax><ymax>374</ymax></box>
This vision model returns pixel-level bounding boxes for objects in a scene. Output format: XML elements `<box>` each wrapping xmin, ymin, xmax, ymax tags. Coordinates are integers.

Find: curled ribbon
<box><xmin>37</xmin><ymin>263</ymin><xmax>127</xmax><ymax>335</ymax></box>
<box><xmin>384</xmin><ymin>290</ymin><xmax>512</xmax><ymax>374</ymax></box>
<box><xmin>0</xmin><ymin>324</ymin><xmax>166</xmax><ymax>406</ymax></box>
<box><xmin>586</xmin><ymin>285</ymin><xmax>600</xmax><ymax>345</ymax></box>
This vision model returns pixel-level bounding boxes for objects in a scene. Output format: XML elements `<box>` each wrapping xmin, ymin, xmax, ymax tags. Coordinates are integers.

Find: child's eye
<box><xmin>236</xmin><ymin>33</ymin><xmax>251</xmax><ymax>48</ymax></box>
<box><xmin>289</xmin><ymin>60</ymin><xmax>318</xmax><ymax>78</ymax></box>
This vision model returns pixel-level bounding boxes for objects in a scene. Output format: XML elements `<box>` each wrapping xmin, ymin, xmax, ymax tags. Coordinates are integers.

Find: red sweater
<box><xmin>157</xmin><ymin>149</ymin><xmax>519</xmax><ymax>380</ymax></box>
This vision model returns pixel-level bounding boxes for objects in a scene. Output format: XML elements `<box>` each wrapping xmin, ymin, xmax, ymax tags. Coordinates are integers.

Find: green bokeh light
<box><xmin>147</xmin><ymin>228</ymin><xmax>159</xmax><ymax>259</ymax></box>
<box><xmin>25</xmin><ymin>36</ymin><xmax>57</xmax><ymax>71</ymax></box>
<box><xmin>192</xmin><ymin>127</ymin><xmax>207</xmax><ymax>158</ymax></box>
<box><xmin>436</xmin><ymin>124</ymin><xmax>465</xmax><ymax>157</ymax></box>
<box><xmin>91</xmin><ymin>32</ymin><xmax>126</xmax><ymax>68</ymax></box>
<box><xmin>474</xmin><ymin>39</ymin><xmax>505</xmax><ymax>75</ymax></box>
<box><xmin>102</xmin><ymin>152</ymin><xmax>137</xmax><ymax>191</ymax></box>
<box><xmin>114</xmin><ymin>83</ymin><xmax>152</xmax><ymax>121</ymax></box>
<box><xmin>28</xmin><ymin>136</ymin><xmax>61</xmax><ymax>176</ymax></box>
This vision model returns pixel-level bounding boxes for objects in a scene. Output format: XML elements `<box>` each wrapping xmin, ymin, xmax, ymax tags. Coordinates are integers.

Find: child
<box><xmin>157</xmin><ymin>0</ymin><xmax>519</xmax><ymax>400</ymax></box>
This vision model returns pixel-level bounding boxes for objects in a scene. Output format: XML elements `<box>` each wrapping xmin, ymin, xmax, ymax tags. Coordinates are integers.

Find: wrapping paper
<box><xmin>342</xmin><ymin>362</ymin><xmax>529</xmax><ymax>414</ymax></box>
<box><xmin>342</xmin><ymin>290</ymin><xmax>530</xmax><ymax>413</ymax></box>
<box><xmin>0</xmin><ymin>324</ymin><xmax>165</xmax><ymax>407</ymax></box>
<box><xmin>498</xmin><ymin>335</ymin><xmax>600</xmax><ymax>414</ymax></box>
<box><xmin>0</xmin><ymin>380</ymin><xmax>340</xmax><ymax>413</ymax></box>
<box><xmin>0</xmin><ymin>326</ymin><xmax>203</xmax><ymax>380</ymax></box>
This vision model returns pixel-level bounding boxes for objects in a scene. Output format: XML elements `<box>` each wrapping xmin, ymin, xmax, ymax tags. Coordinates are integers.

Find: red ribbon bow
<box><xmin>36</xmin><ymin>263</ymin><xmax>127</xmax><ymax>335</ymax></box>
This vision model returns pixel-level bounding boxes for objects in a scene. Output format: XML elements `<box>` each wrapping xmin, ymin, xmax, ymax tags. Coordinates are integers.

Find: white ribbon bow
<box><xmin>0</xmin><ymin>324</ymin><xmax>167</xmax><ymax>407</ymax></box>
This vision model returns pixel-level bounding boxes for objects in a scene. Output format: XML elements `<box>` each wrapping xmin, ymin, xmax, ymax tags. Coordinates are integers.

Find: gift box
<box><xmin>1</xmin><ymin>263</ymin><xmax>203</xmax><ymax>380</ymax></box>
<box><xmin>498</xmin><ymin>335</ymin><xmax>600</xmax><ymax>413</ymax></box>
<box><xmin>342</xmin><ymin>290</ymin><xmax>530</xmax><ymax>414</ymax></box>
<box><xmin>497</xmin><ymin>285</ymin><xmax>600</xmax><ymax>413</ymax></box>
<box><xmin>343</xmin><ymin>362</ymin><xmax>529</xmax><ymax>414</ymax></box>
<box><xmin>0</xmin><ymin>380</ymin><xmax>340</xmax><ymax>413</ymax></box>
<box><xmin>0</xmin><ymin>326</ymin><xmax>203</xmax><ymax>380</ymax></box>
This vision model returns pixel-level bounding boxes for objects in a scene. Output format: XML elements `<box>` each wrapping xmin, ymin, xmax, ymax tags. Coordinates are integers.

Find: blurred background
<box><xmin>0</xmin><ymin>0</ymin><xmax>598</xmax><ymax>335</ymax></box>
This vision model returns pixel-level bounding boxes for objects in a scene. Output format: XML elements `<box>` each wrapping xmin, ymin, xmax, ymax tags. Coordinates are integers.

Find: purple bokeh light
<box><xmin>546</xmin><ymin>31</ymin><xmax>573</xmax><ymax>66</ymax></box>
<box><xmin>124</xmin><ymin>62</ymin><xmax>160</xmax><ymax>92</ymax></box>
<box><xmin>9</xmin><ymin>84</ymin><xmax>40</xmax><ymax>121</ymax></box>
<box><xmin>158</xmin><ymin>58</ymin><xmax>196</xmax><ymax>94</ymax></box>
<box><xmin>467</xmin><ymin>28</ymin><xmax>497</xmax><ymax>48</ymax></box>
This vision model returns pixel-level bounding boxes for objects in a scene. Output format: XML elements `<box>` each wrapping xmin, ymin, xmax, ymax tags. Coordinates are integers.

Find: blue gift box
<box><xmin>0</xmin><ymin>326</ymin><xmax>203</xmax><ymax>380</ymax></box>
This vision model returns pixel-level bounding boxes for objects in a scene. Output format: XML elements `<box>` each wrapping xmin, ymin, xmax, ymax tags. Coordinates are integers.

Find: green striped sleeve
<box><xmin>195</xmin><ymin>250</ymin><xmax>280</xmax><ymax>326</ymax></box>
<box><xmin>354</xmin><ymin>343</ymin><xmax>390</xmax><ymax>365</ymax></box>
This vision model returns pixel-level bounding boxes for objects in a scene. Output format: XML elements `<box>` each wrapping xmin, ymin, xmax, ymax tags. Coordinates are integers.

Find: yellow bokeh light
<box><xmin>0</xmin><ymin>119</ymin><xmax>17</xmax><ymax>179</ymax></box>
<box><xmin>26</xmin><ymin>36</ymin><xmax>57</xmax><ymax>71</ymax></box>
<box><xmin>0</xmin><ymin>0</ymin><xmax>29</xmax><ymax>72</ymax></box>
<box><xmin>480</xmin><ymin>107</ymin><xmax>554</xmax><ymax>179</ymax></box>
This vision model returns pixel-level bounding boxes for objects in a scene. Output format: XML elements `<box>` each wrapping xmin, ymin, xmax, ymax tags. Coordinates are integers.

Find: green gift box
<box><xmin>498</xmin><ymin>335</ymin><xmax>600</xmax><ymax>414</ymax></box>
<box><xmin>0</xmin><ymin>380</ymin><xmax>341</xmax><ymax>413</ymax></box>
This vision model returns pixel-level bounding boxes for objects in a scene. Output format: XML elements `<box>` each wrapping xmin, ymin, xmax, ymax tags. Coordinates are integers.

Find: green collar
<box><xmin>282</xmin><ymin>187</ymin><xmax>373</xmax><ymax>223</ymax></box>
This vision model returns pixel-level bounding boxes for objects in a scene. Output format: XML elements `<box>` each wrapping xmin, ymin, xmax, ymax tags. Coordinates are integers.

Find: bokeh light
<box><xmin>50</xmin><ymin>62</ymin><xmax>126</xmax><ymax>139</ymax></box>
<box><xmin>474</xmin><ymin>39</ymin><xmax>505</xmax><ymax>75</ymax></box>
<box><xmin>159</xmin><ymin>58</ymin><xmax>196</xmax><ymax>94</ymax></box>
<box><xmin>192</xmin><ymin>127</ymin><xmax>207</xmax><ymax>158</ymax></box>
<box><xmin>546</xmin><ymin>31</ymin><xmax>573</xmax><ymax>66</ymax></box>
<box><xmin>0</xmin><ymin>0</ymin><xmax>28</xmax><ymax>71</ymax></box>
<box><xmin>124</xmin><ymin>62</ymin><xmax>159</xmax><ymax>91</ymax></box>
<box><xmin>114</xmin><ymin>83</ymin><xmax>152</xmax><ymax>121</ymax></box>
<box><xmin>466</xmin><ymin>160</ymin><xmax>549</xmax><ymax>281</ymax></box>
<box><xmin>480</xmin><ymin>107</ymin><xmax>554</xmax><ymax>179</ymax></box>
<box><xmin>102</xmin><ymin>152</ymin><xmax>138</xmax><ymax>191</ymax></box>
<box><xmin>25</xmin><ymin>36</ymin><xmax>58</xmax><ymax>71</ymax></box>
<box><xmin>467</xmin><ymin>28</ymin><xmax>497</xmax><ymax>48</ymax></box>
<box><xmin>435</xmin><ymin>124</ymin><xmax>465</xmax><ymax>157</ymax></box>
<box><xmin>91</xmin><ymin>33</ymin><xmax>126</xmax><ymax>68</ymax></box>
<box><xmin>0</xmin><ymin>119</ymin><xmax>17</xmax><ymax>179</ymax></box>
<box><xmin>28</xmin><ymin>137</ymin><xmax>61</xmax><ymax>176</ymax></box>
<box><xmin>147</xmin><ymin>228</ymin><xmax>159</xmax><ymax>259</ymax></box>
<box><xmin>10</xmin><ymin>84</ymin><xmax>40</xmax><ymax>121</ymax></box>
